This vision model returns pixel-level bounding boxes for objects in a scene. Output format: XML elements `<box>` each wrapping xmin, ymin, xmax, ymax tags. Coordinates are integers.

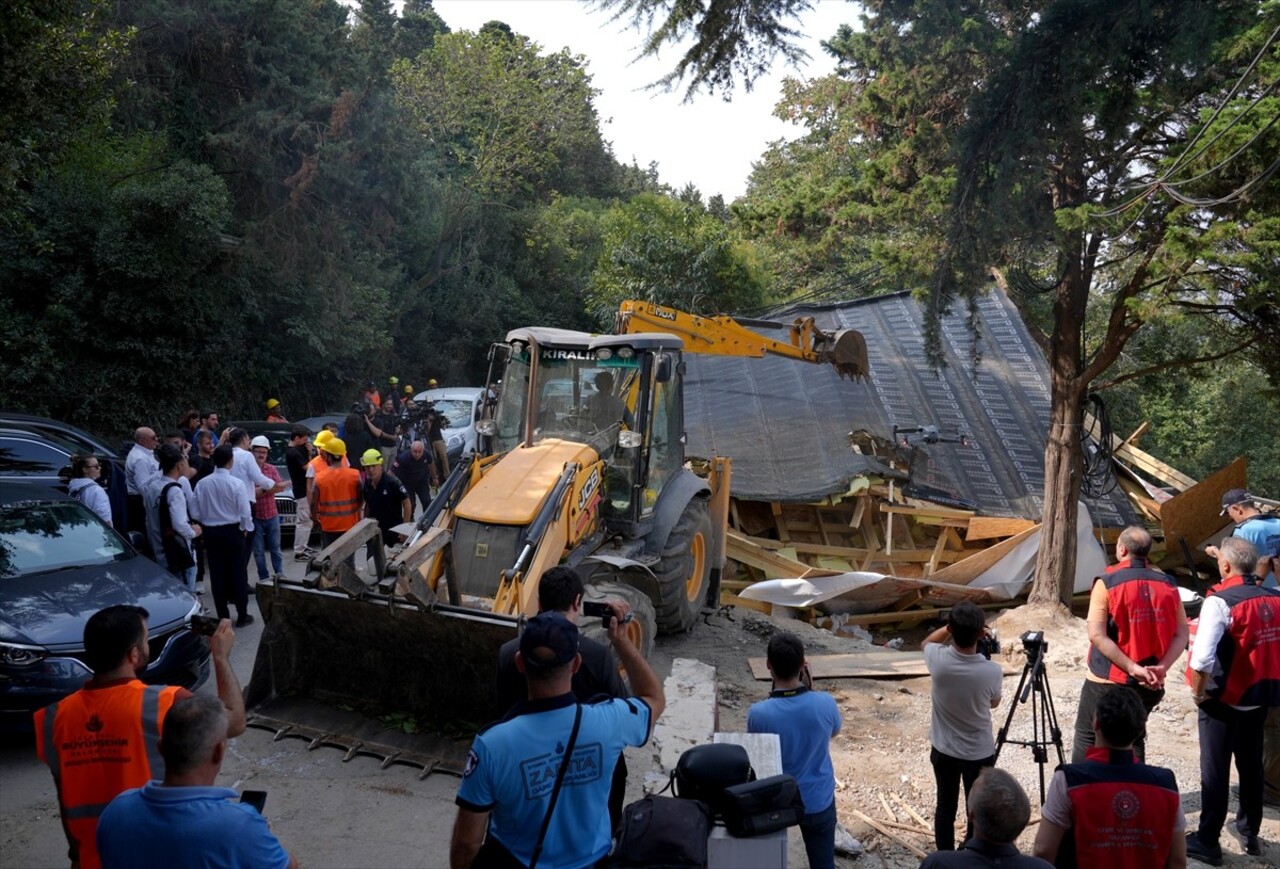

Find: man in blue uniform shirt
<box><xmin>748</xmin><ymin>632</ymin><xmax>843</xmax><ymax>869</ymax></box>
<box><xmin>450</xmin><ymin>609</ymin><xmax>664</xmax><ymax>869</ymax></box>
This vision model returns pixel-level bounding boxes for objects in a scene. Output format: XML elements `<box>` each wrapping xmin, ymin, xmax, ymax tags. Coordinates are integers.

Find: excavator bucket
<box><xmin>822</xmin><ymin>329</ymin><xmax>871</xmax><ymax>382</ymax></box>
<box><xmin>244</xmin><ymin>575</ymin><xmax>519</xmax><ymax>776</ymax></box>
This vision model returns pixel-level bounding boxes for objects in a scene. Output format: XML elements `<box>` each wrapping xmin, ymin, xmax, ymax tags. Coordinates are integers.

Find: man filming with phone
<box><xmin>96</xmin><ymin>695</ymin><xmax>296</xmax><ymax>869</ymax></box>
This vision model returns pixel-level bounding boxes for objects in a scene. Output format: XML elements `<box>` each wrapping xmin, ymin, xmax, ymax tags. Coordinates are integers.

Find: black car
<box><xmin>0</xmin><ymin>413</ymin><xmax>129</xmax><ymax>532</ymax></box>
<box><xmin>0</xmin><ymin>483</ymin><xmax>210</xmax><ymax>729</ymax></box>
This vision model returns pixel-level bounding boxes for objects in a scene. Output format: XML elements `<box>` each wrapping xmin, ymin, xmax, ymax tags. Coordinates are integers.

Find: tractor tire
<box><xmin>653</xmin><ymin>498</ymin><xmax>713</xmax><ymax>634</ymax></box>
<box><xmin>581</xmin><ymin>580</ymin><xmax>656</xmax><ymax>663</ymax></box>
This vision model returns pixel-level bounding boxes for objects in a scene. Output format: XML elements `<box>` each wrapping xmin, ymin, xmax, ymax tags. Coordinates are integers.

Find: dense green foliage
<box><xmin>0</xmin><ymin>0</ymin><xmax>765</xmax><ymax>437</ymax></box>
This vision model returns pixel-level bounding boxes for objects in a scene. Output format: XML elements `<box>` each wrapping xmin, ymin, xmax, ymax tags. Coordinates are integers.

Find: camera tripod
<box><xmin>994</xmin><ymin>635</ymin><xmax>1065</xmax><ymax>803</ymax></box>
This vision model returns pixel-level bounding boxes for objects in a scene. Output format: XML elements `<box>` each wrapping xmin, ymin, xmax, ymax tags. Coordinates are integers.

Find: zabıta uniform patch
<box><xmin>463</xmin><ymin>749</ymin><xmax>479</xmax><ymax>778</ymax></box>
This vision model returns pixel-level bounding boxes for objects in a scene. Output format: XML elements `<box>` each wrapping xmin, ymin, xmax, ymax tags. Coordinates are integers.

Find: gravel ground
<box><xmin>655</xmin><ymin>602</ymin><xmax>1279</xmax><ymax>868</ymax></box>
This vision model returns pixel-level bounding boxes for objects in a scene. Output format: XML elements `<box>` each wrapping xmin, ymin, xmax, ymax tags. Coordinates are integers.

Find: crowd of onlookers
<box><xmin>38</xmin><ymin>409</ymin><xmax>1280</xmax><ymax>869</ymax></box>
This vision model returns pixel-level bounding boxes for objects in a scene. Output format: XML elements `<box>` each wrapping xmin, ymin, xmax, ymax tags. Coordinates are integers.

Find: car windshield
<box><xmin>433</xmin><ymin>399</ymin><xmax>473</xmax><ymax>429</ymax></box>
<box><xmin>0</xmin><ymin>501</ymin><xmax>127</xmax><ymax>578</ymax></box>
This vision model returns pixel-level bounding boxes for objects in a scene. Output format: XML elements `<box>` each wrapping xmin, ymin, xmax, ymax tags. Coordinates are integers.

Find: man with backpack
<box><xmin>450</xmin><ymin>610</ymin><xmax>664</xmax><ymax>869</ymax></box>
<box><xmin>144</xmin><ymin>443</ymin><xmax>200</xmax><ymax>591</ymax></box>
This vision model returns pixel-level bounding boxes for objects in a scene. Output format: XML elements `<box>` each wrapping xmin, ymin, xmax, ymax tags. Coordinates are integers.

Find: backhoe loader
<box><xmin>244</xmin><ymin>302</ymin><xmax>869</xmax><ymax>775</ymax></box>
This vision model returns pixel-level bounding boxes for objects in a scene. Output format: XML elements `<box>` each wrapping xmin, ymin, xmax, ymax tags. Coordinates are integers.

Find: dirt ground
<box><xmin>4</xmin><ymin>585</ymin><xmax>1278</xmax><ymax>868</ymax></box>
<box><xmin>663</xmin><ymin>602</ymin><xmax>1280</xmax><ymax>868</ymax></box>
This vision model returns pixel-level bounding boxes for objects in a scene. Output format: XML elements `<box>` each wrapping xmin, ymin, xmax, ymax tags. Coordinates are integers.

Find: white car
<box><xmin>412</xmin><ymin>387</ymin><xmax>486</xmax><ymax>464</ymax></box>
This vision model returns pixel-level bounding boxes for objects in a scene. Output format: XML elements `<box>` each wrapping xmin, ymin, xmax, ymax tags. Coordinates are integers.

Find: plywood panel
<box><xmin>1160</xmin><ymin>458</ymin><xmax>1247</xmax><ymax>555</ymax></box>
<box><xmin>966</xmin><ymin>516</ymin><xmax>1037</xmax><ymax>542</ymax></box>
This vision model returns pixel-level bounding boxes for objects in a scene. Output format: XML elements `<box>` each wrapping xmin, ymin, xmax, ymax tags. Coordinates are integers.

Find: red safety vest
<box><xmin>314</xmin><ymin>464</ymin><xmax>362</xmax><ymax>533</ymax></box>
<box><xmin>1184</xmin><ymin>574</ymin><xmax>1249</xmax><ymax>687</ymax></box>
<box><xmin>1087</xmin><ymin>559</ymin><xmax>1182</xmax><ymax>685</ymax></box>
<box><xmin>1060</xmin><ymin>747</ymin><xmax>1181</xmax><ymax>869</ymax></box>
<box><xmin>33</xmin><ymin>679</ymin><xmax>182</xmax><ymax>869</ymax></box>
<box><xmin>1209</xmin><ymin>582</ymin><xmax>1280</xmax><ymax>707</ymax></box>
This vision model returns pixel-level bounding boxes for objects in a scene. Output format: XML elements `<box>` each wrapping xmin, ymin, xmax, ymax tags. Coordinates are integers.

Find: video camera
<box><xmin>976</xmin><ymin>633</ymin><xmax>1001</xmax><ymax>661</ymax></box>
<box><xmin>1020</xmin><ymin>630</ymin><xmax>1046</xmax><ymax>657</ymax></box>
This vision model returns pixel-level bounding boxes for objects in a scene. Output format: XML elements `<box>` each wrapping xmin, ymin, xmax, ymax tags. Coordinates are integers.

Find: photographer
<box><xmin>370</xmin><ymin>397</ymin><xmax>400</xmax><ymax>469</ymax></box>
<box><xmin>923</xmin><ymin>601</ymin><xmax>1004</xmax><ymax>852</ymax></box>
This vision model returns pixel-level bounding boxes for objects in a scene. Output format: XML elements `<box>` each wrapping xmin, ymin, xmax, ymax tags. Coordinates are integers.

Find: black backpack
<box><xmin>610</xmin><ymin>795</ymin><xmax>710</xmax><ymax>868</ymax></box>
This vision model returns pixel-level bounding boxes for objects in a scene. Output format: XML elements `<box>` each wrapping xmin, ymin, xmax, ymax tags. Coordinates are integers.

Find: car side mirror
<box><xmin>655</xmin><ymin>355</ymin><xmax>673</xmax><ymax>383</ymax></box>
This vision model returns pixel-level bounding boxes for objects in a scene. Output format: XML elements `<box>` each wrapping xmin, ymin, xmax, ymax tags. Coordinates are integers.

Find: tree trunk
<box><xmin>1029</xmin><ymin>141</ymin><xmax>1089</xmax><ymax>609</ymax></box>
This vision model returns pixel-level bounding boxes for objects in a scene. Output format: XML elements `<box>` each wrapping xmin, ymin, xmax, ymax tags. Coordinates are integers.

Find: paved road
<box><xmin>0</xmin><ymin>552</ymin><xmax>460</xmax><ymax>869</ymax></box>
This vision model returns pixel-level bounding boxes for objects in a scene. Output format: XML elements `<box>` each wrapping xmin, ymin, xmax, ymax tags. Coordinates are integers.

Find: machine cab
<box><xmin>479</xmin><ymin>328</ymin><xmax>685</xmax><ymax>528</ymax></box>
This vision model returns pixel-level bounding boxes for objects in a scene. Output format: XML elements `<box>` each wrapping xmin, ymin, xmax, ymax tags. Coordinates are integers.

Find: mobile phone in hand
<box><xmin>189</xmin><ymin>614</ymin><xmax>220</xmax><ymax>636</ymax></box>
<box><xmin>240</xmin><ymin>790</ymin><xmax>267</xmax><ymax>814</ymax></box>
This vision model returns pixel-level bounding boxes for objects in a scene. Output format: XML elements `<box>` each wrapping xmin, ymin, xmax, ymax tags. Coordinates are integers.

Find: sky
<box><xmin>430</xmin><ymin>0</ymin><xmax>862</xmax><ymax>202</ymax></box>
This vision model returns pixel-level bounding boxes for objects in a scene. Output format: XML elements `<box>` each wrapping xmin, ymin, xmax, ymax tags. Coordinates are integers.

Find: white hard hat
<box><xmin>250</xmin><ymin>435</ymin><xmax>271</xmax><ymax>449</ymax></box>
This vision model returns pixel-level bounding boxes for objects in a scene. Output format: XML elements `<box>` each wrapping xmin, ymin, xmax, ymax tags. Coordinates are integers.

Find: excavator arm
<box><xmin>615</xmin><ymin>300</ymin><xmax>870</xmax><ymax>381</ymax></box>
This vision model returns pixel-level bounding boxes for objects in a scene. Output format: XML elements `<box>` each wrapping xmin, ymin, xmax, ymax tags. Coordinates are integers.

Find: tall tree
<box><xmin>600</xmin><ymin>0</ymin><xmax>1280</xmax><ymax>607</ymax></box>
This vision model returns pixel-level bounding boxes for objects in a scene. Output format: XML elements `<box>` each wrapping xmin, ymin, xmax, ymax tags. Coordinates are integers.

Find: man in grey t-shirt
<box><xmin>923</xmin><ymin>602</ymin><xmax>1005</xmax><ymax>851</ymax></box>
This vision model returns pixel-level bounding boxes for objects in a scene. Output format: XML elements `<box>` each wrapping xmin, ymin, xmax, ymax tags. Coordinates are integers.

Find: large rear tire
<box><xmin>653</xmin><ymin>498</ymin><xmax>713</xmax><ymax>634</ymax></box>
<box><xmin>580</xmin><ymin>580</ymin><xmax>656</xmax><ymax>663</ymax></box>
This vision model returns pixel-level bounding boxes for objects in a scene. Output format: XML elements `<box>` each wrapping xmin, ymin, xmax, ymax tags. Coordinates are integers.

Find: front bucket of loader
<box><xmin>243</xmin><ymin>576</ymin><xmax>519</xmax><ymax>776</ymax></box>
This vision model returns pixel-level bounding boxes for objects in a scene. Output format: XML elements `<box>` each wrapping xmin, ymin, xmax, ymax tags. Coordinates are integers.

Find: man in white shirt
<box><xmin>225</xmin><ymin>428</ymin><xmax>287</xmax><ymax>509</ymax></box>
<box><xmin>144</xmin><ymin>444</ymin><xmax>200</xmax><ymax>591</ymax></box>
<box><xmin>124</xmin><ymin>427</ymin><xmax>160</xmax><ymax>542</ymax></box>
<box><xmin>191</xmin><ymin>445</ymin><xmax>255</xmax><ymax>627</ymax></box>
<box><xmin>923</xmin><ymin>601</ymin><xmax>1004</xmax><ymax>852</ymax></box>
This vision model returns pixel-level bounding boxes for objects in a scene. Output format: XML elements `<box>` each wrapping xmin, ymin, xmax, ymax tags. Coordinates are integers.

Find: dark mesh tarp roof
<box><xmin>683</xmin><ymin>290</ymin><xmax>1136</xmax><ymax>526</ymax></box>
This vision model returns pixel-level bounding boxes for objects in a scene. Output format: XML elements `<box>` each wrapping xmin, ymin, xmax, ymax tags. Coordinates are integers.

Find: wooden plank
<box><xmin>730</xmin><ymin>530</ymin><xmax>872</xmax><ymax>560</ymax></box>
<box><xmin>1122</xmin><ymin>420</ymin><xmax>1150</xmax><ymax>447</ymax></box>
<box><xmin>725</xmin><ymin>531</ymin><xmax>842</xmax><ymax>580</ymax></box>
<box><xmin>771</xmin><ymin>501</ymin><xmax>790</xmax><ymax>543</ymax></box>
<box><xmin>965</xmin><ymin>516</ymin><xmax>1037</xmax><ymax>542</ymax></box>
<box><xmin>1159</xmin><ymin>457</ymin><xmax>1247</xmax><ymax>562</ymax></box>
<box><xmin>881</xmin><ymin>503</ymin><xmax>976</xmax><ymax>519</ymax></box>
<box><xmin>928</xmin><ymin>524</ymin><xmax>1040</xmax><ymax>586</ymax></box>
<box><xmin>1084</xmin><ymin>412</ymin><xmax>1198</xmax><ymax>491</ymax></box>
<box><xmin>747</xmin><ymin>652</ymin><xmax>1016</xmax><ymax>680</ymax></box>
<box><xmin>890</xmin><ymin>793</ymin><xmax>931</xmax><ymax>831</ymax></box>
<box><xmin>850</xmin><ymin>495</ymin><xmax>868</xmax><ymax>530</ymax></box>
<box><xmin>850</xmin><ymin>809</ymin><xmax>928</xmax><ymax>859</ymax></box>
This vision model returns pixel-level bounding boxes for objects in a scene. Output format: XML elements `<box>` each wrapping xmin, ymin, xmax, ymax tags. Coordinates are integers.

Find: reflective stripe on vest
<box><xmin>1211</xmin><ymin>583</ymin><xmax>1280</xmax><ymax>706</ymax></box>
<box><xmin>315</xmin><ymin>466</ymin><xmax>361</xmax><ymax>532</ymax></box>
<box><xmin>34</xmin><ymin>681</ymin><xmax>180</xmax><ymax>869</ymax></box>
<box><xmin>1087</xmin><ymin>560</ymin><xmax>1181</xmax><ymax>685</ymax></box>
<box><xmin>1061</xmin><ymin>749</ymin><xmax>1180</xmax><ymax>869</ymax></box>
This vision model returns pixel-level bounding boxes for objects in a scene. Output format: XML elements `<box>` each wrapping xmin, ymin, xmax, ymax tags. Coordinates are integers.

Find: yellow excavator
<box><xmin>244</xmin><ymin>302</ymin><xmax>869</xmax><ymax>774</ymax></box>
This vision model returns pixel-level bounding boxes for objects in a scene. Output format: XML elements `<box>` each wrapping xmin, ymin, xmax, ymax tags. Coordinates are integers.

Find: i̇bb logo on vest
<box><xmin>86</xmin><ymin>714</ymin><xmax>103</xmax><ymax>733</ymax></box>
<box><xmin>1112</xmin><ymin>790</ymin><xmax>1141</xmax><ymax>821</ymax></box>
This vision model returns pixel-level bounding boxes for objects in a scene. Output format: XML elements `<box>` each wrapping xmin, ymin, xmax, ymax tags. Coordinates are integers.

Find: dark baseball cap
<box><xmin>1221</xmin><ymin>488</ymin><xmax>1250</xmax><ymax>515</ymax></box>
<box><xmin>519</xmin><ymin>612</ymin><xmax>579</xmax><ymax>670</ymax></box>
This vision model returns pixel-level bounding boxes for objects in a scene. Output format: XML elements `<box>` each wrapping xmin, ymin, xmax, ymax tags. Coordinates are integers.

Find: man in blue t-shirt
<box><xmin>748</xmin><ymin>632</ymin><xmax>843</xmax><ymax>869</ymax></box>
<box><xmin>451</xmin><ymin>609</ymin><xmax>665</xmax><ymax>869</ymax></box>
<box><xmin>1208</xmin><ymin>489</ymin><xmax>1279</xmax><ymax>588</ymax></box>
<box><xmin>96</xmin><ymin>695</ymin><xmax>295</xmax><ymax>869</ymax></box>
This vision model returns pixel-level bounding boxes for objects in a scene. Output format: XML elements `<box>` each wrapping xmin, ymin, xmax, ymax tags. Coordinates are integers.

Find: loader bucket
<box><xmin>244</xmin><ymin>576</ymin><xmax>519</xmax><ymax>776</ymax></box>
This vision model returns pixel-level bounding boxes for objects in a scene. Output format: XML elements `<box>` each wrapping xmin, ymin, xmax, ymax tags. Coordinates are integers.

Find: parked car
<box><xmin>294</xmin><ymin>413</ymin><xmax>345</xmax><ymax>435</ymax></box>
<box><xmin>0</xmin><ymin>483</ymin><xmax>210</xmax><ymax>730</ymax></box>
<box><xmin>227</xmin><ymin>421</ymin><xmax>304</xmax><ymax>543</ymax></box>
<box><xmin>413</xmin><ymin>387</ymin><xmax>485</xmax><ymax>466</ymax></box>
<box><xmin>0</xmin><ymin>419</ymin><xmax>129</xmax><ymax>532</ymax></box>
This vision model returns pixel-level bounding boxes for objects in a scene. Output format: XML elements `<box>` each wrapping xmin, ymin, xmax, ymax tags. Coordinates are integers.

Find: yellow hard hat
<box><xmin>361</xmin><ymin>448</ymin><xmax>383</xmax><ymax>467</ymax></box>
<box><xmin>389</xmin><ymin>376</ymin><xmax>399</xmax><ymax>385</ymax></box>
<box><xmin>428</xmin><ymin>378</ymin><xmax>438</xmax><ymax>388</ymax></box>
<box><xmin>266</xmin><ymin>398</ymin><xmax>280</xmax><ymax>410</ymax></box>
<box><xmin>314</xmin><ymin>430</ymin><xmax>333</xmax><ymax>449</ymax></box>
<box><xmin>403</xmin><ymin>385</ymin><xmax>413</xmax><ymax>394</ymax></box>
<box><xmin>322</xmin><ymin>436</ymin><xmax>347</xmax><ymax>457</ymax></box>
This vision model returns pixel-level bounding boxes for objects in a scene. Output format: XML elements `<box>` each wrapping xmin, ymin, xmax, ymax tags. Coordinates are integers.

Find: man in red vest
<box><xmin>1071</xmin><ymin>526</ymin><xmax>1187</xmax><ymax>763</ymax></box>
<box><xmin>1033</xmin><ymin>687</ymin><xmax>1185</xmax><ymax>868</ymax></box>
<box><xmin>33</xmin><ymin>605</ymin><xmax>245</xmax><ymax>869</ymax></box>
<box><xmin>1185</xmin><ymin>537</ymin><xmax>1280</xmax><ymax>865</ymax></box>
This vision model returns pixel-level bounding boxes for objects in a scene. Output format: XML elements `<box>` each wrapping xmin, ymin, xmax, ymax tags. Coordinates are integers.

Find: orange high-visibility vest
<box><xmin>34</xmin><ymin>680</ymin><xmax>182</xmax><ymax>869</ymax></box>
<box><xmin>314</xmin><ymin>464</ymin><xmax>362</xmax><ymax>533</ymax></box>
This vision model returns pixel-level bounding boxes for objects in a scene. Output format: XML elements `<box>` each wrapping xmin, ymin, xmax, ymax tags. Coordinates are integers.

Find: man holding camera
<box><xmin>34</xmin><ymin>605</ymin><xmax>245</xmax><ymax>869</ymax></box>
<box><xmin>450</xmin><ymin>609</ymin><xmax>663</xmax><ymax>869</ymax></box>
<box><xmin>1072</xmin><ymin>527</ymin><xmax>1187</xmax><ymax>764</ymax></box>
<box><xmin>96</xmin><ymin>695</ymin><xmax>296</xmax><ymax>869</ymax></box>
<box><xmin>923</xmin><ymin>601</ymin><xmax>1005</xmax><ymax>852</ymax></box>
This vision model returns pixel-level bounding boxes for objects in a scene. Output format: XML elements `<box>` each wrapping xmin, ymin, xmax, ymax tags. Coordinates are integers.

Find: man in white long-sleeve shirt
<box><xmin>225</xmin><ymin>428</ymin><xmax>287</xmax><ymax>509</ymax></box>
<box><xmin>144</xmin><ymin>444</ymin><xmax>200</xmax><ymax>591</ymax></box>
<box><xmin>191</xmin><ymin>444</ymin><xmax>255</xmax><ymax>627</ymax></box>
<box><xmin>124</xmin><ymin>427</ymin><xmax>160</xmax><ymax>542</ymax></box>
